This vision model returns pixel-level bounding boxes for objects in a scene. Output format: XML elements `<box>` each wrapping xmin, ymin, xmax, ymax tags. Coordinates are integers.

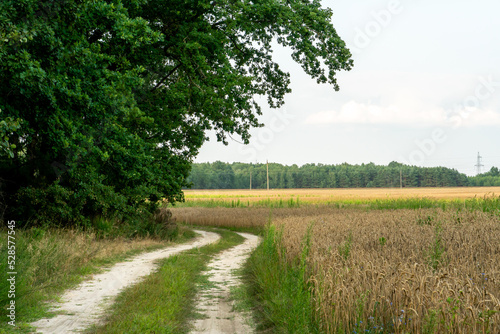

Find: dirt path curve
<box><xmin>30</xmin><ymin>230</ymin><xmax>220</xmax><ymax>334</ymax></box>
<box><xmin>190</xmin><ymin>232</ymin><xmax>260</xmax><ymax>334</ymax></box>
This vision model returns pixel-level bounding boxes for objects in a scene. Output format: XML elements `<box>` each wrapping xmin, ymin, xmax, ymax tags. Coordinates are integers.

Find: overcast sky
<box><xmin>195</xmin><ymin>0</ymin><xmax>500</xmax><ymax>176</ymax></box>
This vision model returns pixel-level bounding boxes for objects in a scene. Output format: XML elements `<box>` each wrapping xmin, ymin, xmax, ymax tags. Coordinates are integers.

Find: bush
<box><xmin>119</xmin><ymin>208</ymin><xmax>178</xmax><ymax>240</ymax></box>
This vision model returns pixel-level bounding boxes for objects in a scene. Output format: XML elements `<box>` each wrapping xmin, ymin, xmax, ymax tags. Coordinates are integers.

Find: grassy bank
<box><xmin>86</xmin><ymin>228</ymin><xmax>245</xmax><ymax>334</ymax></box>
<box><xmin>244</xmin><ymin>224</ymin><xmax>321</xmax><ymax>334</ymax></box>
<box><xmin>0</xmin><ymin>225</ymin><xmax>195</xmax><ymax>333</ymax></box>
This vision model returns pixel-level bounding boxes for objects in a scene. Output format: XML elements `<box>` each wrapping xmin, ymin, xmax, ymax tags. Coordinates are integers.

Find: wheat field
<box><xmin>183</xmin><ymin>187</ymin><xmax>500</xmax><ymax>202</ymax></box>
<box><xmin>276</xmin><ymin>209</ymin><xmax>499</xmax><ymax>333</ymax></box>
<box><xmin>172</xmin><ymin>189</ymin><xmax>500</xmax><ymax>333</ymax></box>
<box><xmin>180</xmin><ymin>187</ymin><xmax>500</xmax><ymax>210</ymax></box>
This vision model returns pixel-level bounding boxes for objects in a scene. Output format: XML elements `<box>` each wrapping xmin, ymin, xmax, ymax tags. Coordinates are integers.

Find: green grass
<box><xmin>0</xmin><ymin>226</ymin><xmax>196</xmax><ymax>334</ymax></box>
<box><xmin>243</xmin><ymin>224</ymin><xmax>321</xmax><ymax>334</ymax></box>
<box><xmin>176</xmin><ymin>197</ymin><xmax>302</xmax><ymax>209</ymax></box>
<box><xmin>86</xmin><ymin>228</ymin><xmax>245</xmax><ymax>334</ymax></box>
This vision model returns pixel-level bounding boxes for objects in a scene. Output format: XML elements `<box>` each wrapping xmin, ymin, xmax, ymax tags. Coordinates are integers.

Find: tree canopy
<box><xmin>0</xmin><ymin>0</ymin><xmax>352</xmax><ymax>226</ymax></box>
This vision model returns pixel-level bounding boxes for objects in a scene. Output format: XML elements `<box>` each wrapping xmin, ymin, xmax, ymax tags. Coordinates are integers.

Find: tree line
<box><xmin>187</xmin><ymin>161</ymin><xmax>500</xmax><ymax>189</ymax></box>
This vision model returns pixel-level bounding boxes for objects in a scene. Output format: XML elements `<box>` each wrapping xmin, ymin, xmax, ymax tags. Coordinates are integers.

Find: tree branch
<box><xmin>150</xmin><ymin>64</ymin><xmax>182</xmax><ymax>92</ymax></box>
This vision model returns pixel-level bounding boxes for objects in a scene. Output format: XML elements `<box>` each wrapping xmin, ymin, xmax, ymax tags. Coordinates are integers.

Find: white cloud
<box><xmin>305</xmin><ymin>100</ymin><xmax>500</xmax><ymax>127</ymax></box>
<box><xmin>448</xmin><ymin>106</ymin><xmax>500</xmax><ymax>127</ymax></box>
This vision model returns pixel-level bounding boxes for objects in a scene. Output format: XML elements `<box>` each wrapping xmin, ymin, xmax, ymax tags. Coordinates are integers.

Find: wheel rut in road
<box><xmin>190</xmin><ymin>232</ymin><xmax>260</xmax><ymax>334</ymax></box>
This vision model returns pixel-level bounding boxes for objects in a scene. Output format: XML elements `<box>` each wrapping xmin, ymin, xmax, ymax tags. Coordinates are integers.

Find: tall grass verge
<box><xmin>86</xmin><ymin>228</ymin><xmax>244</xmax><ymax>334</ymax></box>
<box><xmin>244</xmin><ymin>224</ymin><xmax>320</xmax><ymax>333</ymax></box>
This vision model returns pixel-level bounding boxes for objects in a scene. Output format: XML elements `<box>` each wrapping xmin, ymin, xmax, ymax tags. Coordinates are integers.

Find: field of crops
<box><xmin>172</xmin><ymin>188</ymin><xmax>500</xmax><ymax>333</ymax></box>
<box><xmin>180</xmin><ymin>187</ymin><xmax>500</xmax><ymax>209</ymax></box>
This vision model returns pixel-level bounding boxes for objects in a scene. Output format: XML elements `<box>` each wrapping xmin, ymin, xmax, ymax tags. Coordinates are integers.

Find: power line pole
<box><xmin>475</xmin><ymin>152</ymin><xmax>484</xmax><ymax>175</ymax></box>
<box><xmin>400</xmin><ymin>168</ymin><xmax>403</xmax><ymax>189</ymax></box>
<box><xmin>266</xmin><ymin>160</ymin><xmax>269</xmax><ymax>191</ymax></box>
<box><xmin>249</xmin><ymin>170</ymin><xmax>252</xmax><ymax>190</ymax></box>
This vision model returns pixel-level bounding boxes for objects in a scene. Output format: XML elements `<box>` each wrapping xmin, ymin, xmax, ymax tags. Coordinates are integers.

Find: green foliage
<box><xmin>445</xmin><ymin>297</ymin><xmax>462</xmax><ymax>332</ymax></box>
<box><xmin>0</xmin><ymin>108</ymin><xmax>22</xmax><ymax>159</ymax></box>
<box><xmin>417</xmin><ymin>215</ymin><xmax>435</xmax><ymax>226</ymax></box>
<box><xmin>0</xmin><ymin>0</ymin><xmax>352</xmax><ymax>227</ymax></box>
<box><xmin>338</xmin><ymin>231</ymin><xmax>353</xmax><ymax>261</ymax></box>
<box><xmin>371</xmin><ymin>198</ymin><xmax>442</xmax><ymax>210</ymax></box>
<box><xmin>378</xmin><ymin>236</ymin><xmax>386</xmax><ymax>247</ymax></box>
<box><xmin>423</xmin><ymin>309</ymin><xmax>438</xmax><ymax>334</ymax></box>
<box><xmin>426</xmin><ymin>221</ymin><xmax>447</xmax><ymax>272</ymax></box>
<box><xmin>468</xmin><ymin>167</ymin><xmax>500</xmax><ymax>186</ymax></box>
<box><xmin>478</xmin><ymin>310</ymin><xmax>498</xmax><ymax>334</ymax></box>
<box><xmin>86</xmin><ymin>209</ymin><xmax>179</xmax><ymax>240</ymax></box>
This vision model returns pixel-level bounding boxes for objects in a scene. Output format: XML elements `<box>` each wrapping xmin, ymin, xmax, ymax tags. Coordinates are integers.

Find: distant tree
<box><xmin>337</xmin><ymin>167</ymin><xmax>350</xmax><ymax>188</ymax></box>
<box><xmin>211</xmin><ymin>161</ymin><xmax>234</xmax><ymax>189</ymax></box>
<box><xmin>388</xmin><ymin>161</ymin><xmax>402</xmax><ymax>168</ymax></box>
<box><xmin>327</xmin><ymin>171</ymin><xmax>337</xmax><ymax>188</ymax></box>
<box><xmin>468</xmin><ymin>166</ymin><xmax>500</xmax><ymax>186</ymax></box>
<box><xmin>485</xmin><ymin>167</ymin><xmax>500</xmax><ymax>177</ymax></box>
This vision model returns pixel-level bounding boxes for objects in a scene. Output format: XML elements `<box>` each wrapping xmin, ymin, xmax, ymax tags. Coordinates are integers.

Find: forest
<box><xmin>187</xmin><ymin>161</ymin><xmax>500</xmax><ymax>189</ymax></box>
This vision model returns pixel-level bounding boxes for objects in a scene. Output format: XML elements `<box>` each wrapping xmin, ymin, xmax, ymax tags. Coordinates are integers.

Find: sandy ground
<box><xmin>190</xmin><ymin>232</ymin><xmax>260</xmax><ymax>334</ymax></box>
<box><xmin>30</xmin><ymin>230</ymin><xmax>220</xmax><ymax>334</ymax></box>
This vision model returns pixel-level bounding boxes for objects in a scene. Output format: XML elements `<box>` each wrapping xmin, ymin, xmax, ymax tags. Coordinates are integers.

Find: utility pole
<box><xmin>249</xmin><ymin>170</ymin><xmax>252</xmax><ymax>190</ymax></box>
<box><xmin>266</xmin><ymin>160</ymin><xmax>269</xmax><ymax>191</ymax></box>
<box><xmin>400</xmin><ymin>168</ymin><xmax>403</xmax><ymax>189</ymax></box>
<box><xmin>475</xmin><ymin>152</ymin><xmax>484</xmax><ymax>175</ymax></box>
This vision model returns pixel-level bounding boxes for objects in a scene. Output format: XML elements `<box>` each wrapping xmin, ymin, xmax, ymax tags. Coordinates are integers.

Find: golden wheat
<box><xmin>183</xmin><ymin>187</ymin><xmax>500</xmax><ymax>204</ymax></box>
<box><xmin>276</xmin><ymin>209</ymin><xmax>499</xmax><ymax>333</ymax></box>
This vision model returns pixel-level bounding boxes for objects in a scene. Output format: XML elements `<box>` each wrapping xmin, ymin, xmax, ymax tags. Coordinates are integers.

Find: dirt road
<box><xmin>30</xmin><ymin>230</ymin><xmax>220</xmax><ymax>334</ymax></box>
<box><xmin>190</xmin><ymin>232</ymin><xmax>260</xmax><ymax>334</ymax></box>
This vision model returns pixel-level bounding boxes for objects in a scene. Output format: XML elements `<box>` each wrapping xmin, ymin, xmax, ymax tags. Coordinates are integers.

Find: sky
<box><xmin>195</xmin><ymin>0</ymin><xmax>500</xmax><ymax>176</ymax></box>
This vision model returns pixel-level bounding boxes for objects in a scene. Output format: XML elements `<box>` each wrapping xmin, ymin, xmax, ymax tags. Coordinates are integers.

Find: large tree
<box><xmin>0</xmin><ymin>0</ymin><xmax>352</xmax><ymax>226</ymax></box>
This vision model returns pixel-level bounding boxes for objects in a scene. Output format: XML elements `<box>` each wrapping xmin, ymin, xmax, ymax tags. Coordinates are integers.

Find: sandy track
<box><xmin>30</xmin><ymin>230</ymin><xmax>220</xmax><ymax>334</ymax></box>
<box><xmin>190</xmin><ymin>232</ymin><xmax>260</xmax><ymax>334</ymax></box>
